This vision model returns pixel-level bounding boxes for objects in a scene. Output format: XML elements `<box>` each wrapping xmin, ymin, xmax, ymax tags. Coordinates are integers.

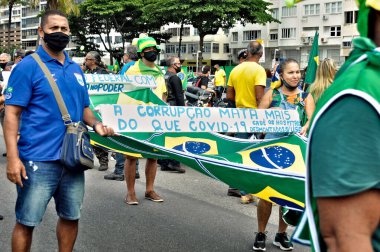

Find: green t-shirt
<box><xmin>310</xmin><ymin>95</ymin><xmax>380</xmax><ymax>250</ymax></box>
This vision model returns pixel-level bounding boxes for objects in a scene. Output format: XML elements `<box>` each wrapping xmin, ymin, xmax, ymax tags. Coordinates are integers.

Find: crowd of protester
<box><xmin>1</xmin><ymin>2</ymin><xmax>379</xmax><ymax>251</ymax></box>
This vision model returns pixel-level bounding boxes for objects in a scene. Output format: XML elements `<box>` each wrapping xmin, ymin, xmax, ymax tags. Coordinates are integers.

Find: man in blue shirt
<box><xmin>119</xmin><ymin>45</ymin><xmax>138</xmax><ymax>75</ymax></box>
<box><xmin>3</xmin><ymin>10</ymin><xmax>114</xmax><ymax>251</ymax></box>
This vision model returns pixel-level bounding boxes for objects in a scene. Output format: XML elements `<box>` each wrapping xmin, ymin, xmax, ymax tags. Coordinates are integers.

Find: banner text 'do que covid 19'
<box><xmin>100</xmin><ymin>104</ymin><xmax>301</xmax><ymax>133</ymax></box>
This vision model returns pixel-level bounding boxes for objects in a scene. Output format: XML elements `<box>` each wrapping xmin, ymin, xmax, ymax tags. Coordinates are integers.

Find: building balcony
<box><xmin>22</xmin><ymin>23</ymin><xmax>39</xmax><ymax>28</ymax></box>
<box><xmin>22</xmin><ymin>35</ymin><xmax>38</xmax><ymax>40</ymax></box>
<box><xmin>22</xmin><ymin>11</ymin><xmax>40</xmax><ymax>17</ymax></box>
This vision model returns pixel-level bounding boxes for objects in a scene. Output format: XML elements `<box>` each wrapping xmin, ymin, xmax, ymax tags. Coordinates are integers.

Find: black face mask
<box><xmin>143</xmin><ymin>51</ymin><xmax>158</xmax><ymax>62</ymax></box>
<box><xmin>175</xmin><ymin>65</ymin><xmax>181</xmax><ymax>73</ymax></box>
<box><xmin>43</xmin><ymin>31</ymin><xmax>70</xmax><ymax>52</ymax></box>
<box><xmin>0</xmin><ymin>63</ymin><xmax>7</xmax><ymax>70</ymax></box>
<box><xmin>282</xmin><ymin>78</ymin><xmax>299</xmax><ymax>91</ymax></box>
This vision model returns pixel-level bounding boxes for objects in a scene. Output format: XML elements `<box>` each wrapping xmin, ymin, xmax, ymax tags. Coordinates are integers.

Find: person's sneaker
<box><xmin>98</xmin><ymin>164</ymin><xmax>108</xmax><ymax>171</ymax></box>
<box><xmin>273</xmin><ymin>232</ymin><xmax>293</xmax><ymax>251</ymax></box>
<box><xmin>145</xmin><ymin>191</ymin><xmax>164</xmax><ymax>202</ymax></box>
<box><xmin>124</xmin><ymin>194</ymin><xmax>139</xmax><ymax>205</ymax></box>
<box><xmin>0</xmin><ymin>214</ymin><xmax>3</xmax><ymax>220</ymax></box>
<box><xmin>135</xmin><ymin>172</ymin><xmax>140</xmax><ymax>179</ymax></box>
<box><xmin>227</xmin><ymin>188</ymin><xmax>241</xmax><ymax>197</ymax></box>
<box><xmin>252</xmin><ymin>232</ymin><xmax>266</xmax><ymax>251</ymax></box>
<box><xmin>104</xmin><ymin>173</ymin><xmax>124</xmax><ymax>181</ymax></box>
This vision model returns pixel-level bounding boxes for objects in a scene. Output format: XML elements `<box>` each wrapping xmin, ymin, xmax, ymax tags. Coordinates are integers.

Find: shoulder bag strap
<box><xmin>31</xmin><ymin>53</ymin><xmax>72</xmax><ymax>125</ymax></box>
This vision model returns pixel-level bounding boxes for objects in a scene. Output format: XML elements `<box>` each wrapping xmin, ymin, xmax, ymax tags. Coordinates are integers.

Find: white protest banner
<box><xmin>99</xmin><ymin>105</ymin><xmax>301</xmax><ymax>133</ymax></box>
<box><xmin>84</xmin><ymin>74</ymin><xmax>157</xmax><ymax>94</ymax></box>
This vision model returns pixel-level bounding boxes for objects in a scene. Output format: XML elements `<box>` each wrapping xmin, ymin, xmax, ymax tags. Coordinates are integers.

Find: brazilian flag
<box><xmin>304</xmin><ymin>31</ymin><xmax>319</xmax><ymax>85</ymax></box>
<box><xmin>87</xmin><ymin>76</ymin><xmax>307</xmax><ymax>211</ymax></box>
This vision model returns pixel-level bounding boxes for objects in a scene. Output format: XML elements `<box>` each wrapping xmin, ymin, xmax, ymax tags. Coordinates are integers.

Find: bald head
<box><xmin>247</xmin><ymin>41</ymin><xmax>263</xmax><ymax>58</ymax></box>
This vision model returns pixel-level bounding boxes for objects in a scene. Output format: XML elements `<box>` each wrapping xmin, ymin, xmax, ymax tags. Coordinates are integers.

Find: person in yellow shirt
<box><xmin>213</xmin><ymin>64</ymin><xmax>226</xmax><ymax>98</ymax></box>
<box><xmin>227</xmin><ymin>41</ymin><xmax>266</xmax><ymax>109</ymax></box>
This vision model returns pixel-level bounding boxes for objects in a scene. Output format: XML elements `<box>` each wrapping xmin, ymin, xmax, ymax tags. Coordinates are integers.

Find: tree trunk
<box><xmin>7</xmin><ymin>0</ymin><xmax>14</xmax><ymax>52</ymax></box>
<box><xmin>111</xmin><ymin>16</ymin><xmax>126</xmax><ymax>53</ymax></box>
<box><xmin>178</xmin><ymin>21</ymin><xmax>184</xmax><ymax>58</ymax></box>
<box><xmin>198</xmin><ymin>32</ymin><xmax>205</xmax><ymax>73</ymax></box>
<box><xmin>106</xmin><ymin>20</ymin><xmax>113</xmax><ymax>65</ymax></box>
<box><xmin>98</xmin><ymin>32</ymin><xmax>113</xmax><ymax>66</ymax></box>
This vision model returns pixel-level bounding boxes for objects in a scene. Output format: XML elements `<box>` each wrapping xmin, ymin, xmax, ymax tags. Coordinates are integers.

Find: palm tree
<box><xmin>0</xmin><ymin>0</ymin><xmax>38</xmax><ymax>51</ymax></box>
<box><xmin>1</xmin><ymin>0</ymin><xmax>18</xmax><ymax>51</ymax></box>
<box><xmin>46</xmin><ymin>0</ymin><xmax>79</xmax><ymax>14</ymax></box>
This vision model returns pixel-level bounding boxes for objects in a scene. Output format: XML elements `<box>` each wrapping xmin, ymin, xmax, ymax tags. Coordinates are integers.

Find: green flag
<box><xmin>304</xmin><ymin>31</ymin><xmax>319</xmax><ymax>85</ymax></box>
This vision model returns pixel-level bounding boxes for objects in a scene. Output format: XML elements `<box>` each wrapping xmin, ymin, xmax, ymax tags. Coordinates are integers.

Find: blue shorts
<box><xmin>15</xmin><ymin>160</ymin><xmax>85</xmax><ymax>227</ymax></box>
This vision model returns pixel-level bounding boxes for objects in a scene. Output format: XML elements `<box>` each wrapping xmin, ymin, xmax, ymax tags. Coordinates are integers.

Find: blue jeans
<box><xmin>114</xmin><ymin>153</ymin><xmax>139</xmax><ymax>175</ymax></box>
<box><xmin>15</xmin><ymin>160</ymin><xmax>85</xmax><ymax>227</ymax></box>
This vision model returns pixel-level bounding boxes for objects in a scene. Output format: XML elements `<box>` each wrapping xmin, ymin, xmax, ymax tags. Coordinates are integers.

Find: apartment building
<box><xmin>162</xmin><ymin>0</ymin><xmax>360</xmax><ymax>69</ymax></box>
<box><xmin>0</xmin><ymin>6</ymin><xmax>21</xmax><ymax>49</ymax></box>
<box><xmin>0</xmin><ymin>0</ymin><xmax>360</xmax><ymax>68</ymax></box>
<box><xmin>20</xmin><ymin>3</ymin><xmax>45</xmax><ymax>50</ymax></box>
<box><xmin>21</xmin><ymin>0</ymin><xmax>84</xmax><ymax>51</ymax></box>
<box><xmin>160</xmin><ymin>24</ymin><xmax>230</xmax><ymax>68</ymax></box>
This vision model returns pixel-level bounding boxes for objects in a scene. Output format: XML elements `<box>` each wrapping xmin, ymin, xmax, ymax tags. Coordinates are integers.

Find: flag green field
<box><xmin>304</xmin><ymin>31</ymin><xmax>319</xmax><ymax>85</ymax></box>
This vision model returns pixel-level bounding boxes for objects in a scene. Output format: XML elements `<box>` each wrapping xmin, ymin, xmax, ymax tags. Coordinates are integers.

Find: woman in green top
<box><xmin>260</xmin><ymin>58</ymin><xmax>315</xmax><ymax>136</ymax></box>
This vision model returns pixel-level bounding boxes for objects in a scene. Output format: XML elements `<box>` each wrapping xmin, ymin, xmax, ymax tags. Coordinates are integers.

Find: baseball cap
<box><xmin>137</xmin><ymin>37</ymin><xmax>161</xmax><ymax>53</ymax></box>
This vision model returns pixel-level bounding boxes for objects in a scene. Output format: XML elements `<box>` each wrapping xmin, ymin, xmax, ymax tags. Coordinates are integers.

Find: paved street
<box><xmin>0</xmin><ymin>132</ymin><xmax>310</xmax><ymax>252</ymax></box>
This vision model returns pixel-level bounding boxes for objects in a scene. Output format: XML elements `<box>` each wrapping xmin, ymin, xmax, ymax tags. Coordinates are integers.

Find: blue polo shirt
<box><xmin>5</xmin><ymin>46</ymin><xmax>90</xmax><ymax>161</ymax></box>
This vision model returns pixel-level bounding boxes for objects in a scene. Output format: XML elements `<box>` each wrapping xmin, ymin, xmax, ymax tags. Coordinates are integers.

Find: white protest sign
<box><xmin>84</xmin><ymin>74</ymin><xmax>157</xmax><ymax>94</ymax></box>
<box><xmin>100</xmin><ymin>105</ymin><xmax>301</xmax><ymax>133</ymax></box>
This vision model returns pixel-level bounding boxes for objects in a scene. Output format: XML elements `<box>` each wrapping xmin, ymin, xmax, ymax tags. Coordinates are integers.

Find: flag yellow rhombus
<box><xmin>314</xmin><ymin>56</ymin><xmax>319</xmax><ymax>66</ymax></box>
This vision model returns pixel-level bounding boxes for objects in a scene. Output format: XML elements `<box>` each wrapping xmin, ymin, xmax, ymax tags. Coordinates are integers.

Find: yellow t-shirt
<box><xmin>227</xmin><ymin>61</ymin><xmax>266</xmax><ymax>108</ymax></box>
<box><xmin>214</xmin><ymin>68</ymin><xmax>226</xmax><ymax>87</ymax></box>
<box><xmin>126</xmin><ymin>62</ymin><xmax>167</xmax><ymax>100</ymax></box>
